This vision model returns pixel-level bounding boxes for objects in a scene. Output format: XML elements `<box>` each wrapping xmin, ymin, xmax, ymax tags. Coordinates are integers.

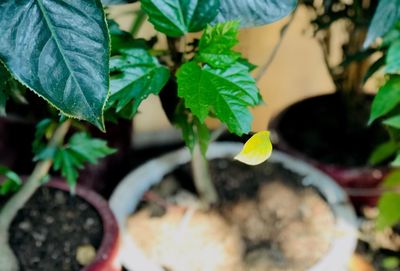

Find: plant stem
<box><xmin>191</xmin><ymin>143</ymin><xmax>218</xmax><ymax>207</ymax></box>
<box><xmin>255</xmin><ymin>9</ymin><xmax>296</xmax><ymax>81</ymax></box>
<box><xmin>0</xmin><ymin>119</ymin><xmax>71</xmax><ymax>271</ymax></box>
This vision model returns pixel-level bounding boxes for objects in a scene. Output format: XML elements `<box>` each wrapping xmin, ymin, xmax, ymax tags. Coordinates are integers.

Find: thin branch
<box><xmin>254</xmin><ymin>10</ymin><xmax>297</xmax><ymax>82</ymax></box>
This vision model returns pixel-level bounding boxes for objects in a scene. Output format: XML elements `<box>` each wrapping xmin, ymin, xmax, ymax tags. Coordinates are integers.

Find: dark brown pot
<box><xmin>48</xmin><ymin>180</ymin><xmax>121</xmax><ymax>271</ymax></box>
<box><xmin>269</xmin><ymin>93</ymin><xmax>388</xmax><ymax>209</ymax></box>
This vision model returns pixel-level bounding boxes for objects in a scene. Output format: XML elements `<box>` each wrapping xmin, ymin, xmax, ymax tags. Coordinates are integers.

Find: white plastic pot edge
<box><xmin>110</xmin><ymin>142</ymin><xmax>358</xmax><ymax>271</ymax></box>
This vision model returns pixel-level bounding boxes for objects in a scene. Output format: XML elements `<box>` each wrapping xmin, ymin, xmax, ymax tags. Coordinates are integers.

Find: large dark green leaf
<box><xmin>369</xmin><ymin>77</ymin><xmax>400</xmax><ymax>124</ymax></box>
<box><xmin>213</xmin><ymin>0</ymin><xmax>297</xmax><ymax>28</ymax></box>
<box><xmin>177</xmin><ymin>61</ymin><xmax>260</xmax><ymax>135</ymax></box>
<box><xmin>0</xmin><ymin>64</ymin><xmax>10</xmax><ymax>115</ymax></box>
<box><xmin>101</xmin><ymin>0</ymin><xmax>137</xmax><ymax>4</ymax></box>
<box><xmin>107</xmin><ymin>48</ymin><xmax>170</xmax><ymax>118</ymax></box>
<box><xmin>386</xmin><ymin>40</ymin><xmax>400</xmax><ymax>74</ymax></box>
<box><xmin>364</xmin><ymin>0</ymin><xmax>400</xmax><ymax>48</ymax></box>
<box><xmin>0</xmin><ymin>0</ymin><xmax>110</xmax><ymax>130</ymax></box>
<box><xmin>140</xmin><ymin>0</ymin><xmax>220</xmax><ymax>36</ymax></box>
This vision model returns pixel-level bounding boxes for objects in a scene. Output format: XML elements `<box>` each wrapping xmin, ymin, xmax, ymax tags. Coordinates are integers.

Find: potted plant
<box><xmin>268</xmin><ymin>0</ymin><xmax>399</xmax><ymax>208</ymax></box>
<box><xmin>0</xmin><ymin>0</ymin><xmax>147</xmax><ymax>270</ymax></box>
<box><xmin>93</xmin><ymin>1</ymin><xmax>359</xmax><ymax>270</ymax></box>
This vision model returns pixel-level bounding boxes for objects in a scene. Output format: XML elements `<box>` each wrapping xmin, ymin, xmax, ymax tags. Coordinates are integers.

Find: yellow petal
<box><xmin>234</xmin><ymin>131</ymin><xmax>273</xmax><ymax>166</ymax></box>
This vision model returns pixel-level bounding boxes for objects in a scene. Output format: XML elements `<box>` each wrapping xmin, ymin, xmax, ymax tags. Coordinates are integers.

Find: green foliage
<box><xmin>196</xmin><ymin>21</ymin><xmax>241</xmax><ymax>68</ymax></box>
<box><xmin>140</xmin><ymin>0</ymin><xmax>220</xmax><ymax>37</ymax></box>
<box><xmin>364</xmin><ymin>0</ymin><xmax>400</xmax><ymax>48</ymax></box>
<box><xmin>381</xmin><ymin>256</ymin><xmax>400</xmax><ymax>270</ymax></box>
<box><xmin>0</xmin><ymin>0</ymin><xmax>110</xmax><ymax>130</ymax></box>
<box><xmin>213</xmin><ymin>0</ymin><xmax>297</xmax><ymax>27</ymax></box>
<box><xmin>0</xmin><ymin>166</ymin><xmax>22</xmax><ymax>196</ymax></box>
<box><xmin>383</xmin><ymin>115</ymin><xmax>400</xmax><ymax>129</ymax></box>
<box><xmin>368</xmin><ymin>141</ymin><xmax>398</xmax><ymax>166</ymax></box>
<box><xmin>377</xmin><ymin>192</ymin><xmax>400</xmax><ymax>230</ymax></box>
<box><xmin>53</xmin><ymin>133</ymin><xmax>116</xmax><ymax>192</ymax></box>
<box><xmin>107</xmin><ymin>48</ymin><xmax>170</xmax><ymax>119</ymax></box>
<box><xmin>177</xmin><ymin>61</ymin><xmax>260</xmax><ymax>136</ymax></box>
<box><xmin>369</xmin><ymin>77</ymin><xmax>400</xmax><ymax>125</ymax></box>
<box><xmin>101</xmin><ymin>0</ymin><xmax>137</xmax><ymax>4</ymax></box>
<box><xmin>386</xmin><ymin>41</ymin><xmax>400</xmax><ymax>74</ymax></box>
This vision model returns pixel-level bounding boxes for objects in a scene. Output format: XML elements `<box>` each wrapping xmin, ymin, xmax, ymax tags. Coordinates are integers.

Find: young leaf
<box><xmin>383</xmin><ymin>115</ymin><xmax>400</xmax><ymax>129</ymax></box>
<box><xmin>369</xmin><ymin>77</ymin><xmax>400</xmax><ymax>124</ymax></box>
<box><xmin>213</xmin><ymin>0</ymin><xmax>297</xmax><ymax>28</ymax></box>
<box><xmin>382</xmin><ymin>170</ymin><xmax>400</xmax><ymax>188</ymax></box>
<box><xmin>177</xmin><ymin>62</ymin><xmax>260</xmax><ymax>135</ymax></box>
<box><xmin>196</xmin><ymin>21</ymin><xmax>242</xmax><ymax>68</ymax></box>
<box><xmin>234</xmin><ymin>131</ymin><xmax>273</xmax><ymax>165</ymax></box>
<box><xmin>368</xmin><ymin>140</ymin><xmax>398</xmax><ymax>165</ymax></box>
<box><xmin>53</xmin><ymin>133</ymin><xmax>116</xmax><ymax>191</ymax></box>
<box><xmin>377</xmin><ymin>192</ymin><xmax>400</xmax><ymax>230</ymax></box>
<box><xmin>0</xmin><ymin>166</ymin><xmax>22</xmax><ymax>196</ymax></box>
<box><xmin>364</xmin><ymin>0</ymin><xmax>400</xmax><ymax>48</ymax></box>
<box><xmin>107</xmin><ymin>48</ymin><xmax>170</xmax><ymax>118</ymax></box>
<box><xmin>140</xmin><ymin>0</ymin><xmax>220</xmax><ymax>36</ymax></box>
<box><xmin>386</xmin><ymin>40</ymin><xmax>400</xmax><ymax>74</ymax></box>
<box><xmin>0</xmin><ymin>1</ymin><xmax>110</xmax><ymax>130</ymax></box>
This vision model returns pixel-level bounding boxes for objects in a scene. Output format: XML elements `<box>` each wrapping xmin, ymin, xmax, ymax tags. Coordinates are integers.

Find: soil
<box><xmin>276</xmin><ymin>93</ymin><xmax>388</xmax><ymax>167</ymax></box>
<box><xmin>127</xmin><ymin>159</ymin><xmax>335</xmax><ymax>271</ymax></box>
<box><xmin>6</xmin><ymin>186</ymin><xmax>103</xmax><ymax>271</ymax></box>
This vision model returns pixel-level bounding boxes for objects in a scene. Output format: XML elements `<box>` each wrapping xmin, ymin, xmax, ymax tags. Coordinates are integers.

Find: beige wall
<box><xmin>109</xmin><ymin>5</ymin><xmax>335</xmax><ymax>133</ymax></box>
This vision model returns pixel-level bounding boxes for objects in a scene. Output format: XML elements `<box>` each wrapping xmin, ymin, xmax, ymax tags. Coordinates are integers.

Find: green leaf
<box><xmin>0</xmin><ymin>166</ymin><xmax>22</xmax><ymax>196</ymax></box>
<box><xmin>213</xmin><ymin>0</ymin><xmax>297</xmax><ymax>28</ymax></box>
<box><xmin>32</xmin><ymin>119</ymin><xmax>55</xmax><ymax>155</ymax></box>
<box><xmin>101</xmin><ymin>0</ymin><xmax>137</xmax><ymax>4</ymax></box>
<box><xmin>196</xmin><ymin>21</ymin><xmax>242</xmax><ymax>68</ymax></box>
<box><xmin>0</xmin><ymin>1</ymin><xmax>110</xmax><ymax>130</ymax></box>
<box><xmin>0</xmin><ymin>64</ymin><xmax>11</xmax><ymax>116</ymax></box>
<box><xmin>391</xmin><ymin>152</ymin><xmax>400</xmax><ymax>167</ymax></box>
<box><xmin>140</xmin><ymin>0</ymin><xmax>220</xmax><ymax>37</ymax></box>
<box><xmin>54</xmin><ymin>133</ymin><xmax>116</xmax><ymax>191</ymax></box>
<box><xmin>177</xmin><ymin>61</ymin><xmax>260</xmax><ymax>135</ymax></box>
<box><xmin>369</xmin><ymin>77</ymin><xmax>400</xmax><ymax>124</ymax></box>
<box><xmin>369</xmin><ymin>140</ymin><xmax>398</xmax><ymax>165</ymax></box>
<box><xmin>382</xmin><ymin>257</ymin><xmax>400</xmax><ymax>269</ymax></box>
<box><xmin>383</xmin><ymin>170</ymin><xmax>400</xmax><ymax>188</ymax></box>
<box><xmin>386</xmin><ymin>41</ymin><xmax>400</xmax><ymax>74</ymax></box>
<box><xmin>364</xmin><ymin>55</ymin><xmax>385</xmax><ymax>83</ymax></box>
<box><xmin>108</xmin><ymin>20</ymin><xmax>149</xmax><ymax>55</ymax></box>
<box><xmin>377</xmin><ymin>192</ymin><xmax>400</xmax><ymax>230</ymax></box>
<box><xmin>107</xmin><ymin>48</ymin><xmax>170</xmax><ymax>119</ymax></box>
<box><xmin>383</xmin><ymin>115</ymin><xmax>400</xmax><ymax>129</ymax></box>
<box><xmin>364</xmin><ymin>0</ymin><xmax>400</xmax><ymax>48</ymax></box>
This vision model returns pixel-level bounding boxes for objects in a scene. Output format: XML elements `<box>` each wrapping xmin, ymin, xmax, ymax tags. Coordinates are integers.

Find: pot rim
<box><xmin>47</xmin><ymin>180</ymin><xmax>120</xmax><ymax>271</ymax></box>
<box><xmin>110</xmin><ymin>142</ymin><xmax>358</xmax><ymax>271</ymax></box>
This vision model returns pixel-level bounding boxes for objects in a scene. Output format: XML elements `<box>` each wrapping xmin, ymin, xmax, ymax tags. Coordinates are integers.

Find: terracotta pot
<box><xmin>269</xmin><ymin>93</ymin><xmax>388</xmax><ymax>208</ymax></box>
<box><xmin>110</xmin><ymin>142</ymin><xmax>357</xmax><ymax>271</ymax></box>
<box><xmin>47</xmin><ymin>180</ymin><xmax>121</xmax><ymax>271</ymax></box>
